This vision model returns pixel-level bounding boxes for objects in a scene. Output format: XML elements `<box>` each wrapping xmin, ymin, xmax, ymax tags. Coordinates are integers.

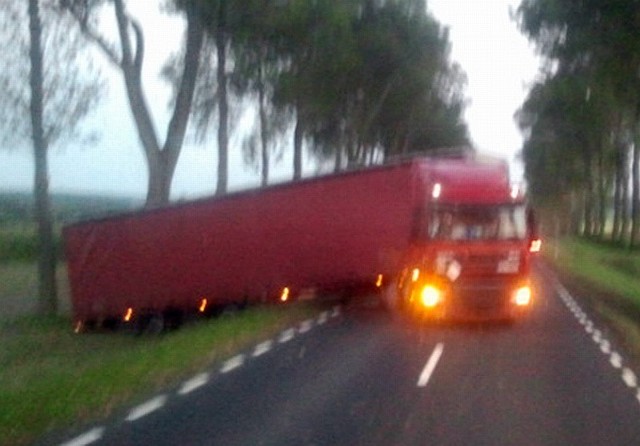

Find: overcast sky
<box><xmin>0</xmin><ymin>0</ymin><xmax>540</xmax><ymax>199</ymax></box>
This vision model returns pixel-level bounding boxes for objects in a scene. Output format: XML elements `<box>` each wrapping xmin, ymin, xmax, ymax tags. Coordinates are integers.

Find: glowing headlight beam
<box><xmin>420</xmin><ymin>285</ymin><xmax>441</xmax><ymax>308</ymax></box>
<box><xmin>514</xmin><ymin>286</ymin><xmax>532</xmax><ymax>306</ymax></box>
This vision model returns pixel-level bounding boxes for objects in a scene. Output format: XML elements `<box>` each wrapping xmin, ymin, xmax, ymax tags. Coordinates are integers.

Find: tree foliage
<box><xmin>187</xmin><ymin>0</ymin><xmax>468</xmax><ymax>182</ymax></box>
<box><xmin>0</xmin><ymin>1</ymin><xmax>103</xmax><ymax>149</ymax></box>
<box><xmin>516</xmin><ymin>0</ymin><xmax>640</xmax><ymax>245</ymax></box>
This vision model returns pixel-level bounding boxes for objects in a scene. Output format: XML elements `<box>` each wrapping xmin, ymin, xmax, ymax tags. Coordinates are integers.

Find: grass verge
<box><xmin>0</xmin><ymin>303</ymin><xmax>322</xmax><ymax>446</ymax></box>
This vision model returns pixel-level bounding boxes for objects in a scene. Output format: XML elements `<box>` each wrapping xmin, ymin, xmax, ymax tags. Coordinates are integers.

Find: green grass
<box><xmin>0</xmin><ymin>303</ymin><xmax>321</xmax><ymax>446</ymax></box>
<box><xmin>546</xmin><ymin>237</ymin><xmax>640</xmax><ymax>309</ymax></box>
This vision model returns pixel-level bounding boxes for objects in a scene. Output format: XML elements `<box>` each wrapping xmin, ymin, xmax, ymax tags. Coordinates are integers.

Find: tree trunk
<box><xmin>597</xmin><ymin>149</ymin><xmax>607</xmax><ymax>239</ymax></box>
<box><xmin>92</xmin><ymin>0</ymin><xmax>203</xmax><ymax>207</ymax></box>
<box><xmin>582</xmin><ymin>154</ymin><xmax>594</xmax><ymax>237</ymax></box>
<box><xmin>161</xmin><ymin>2</ymin><xmax>204</xmax><ymax>201</ymax></box>
<box><xmin>258</xmin><ymin>64</ymin><xmax>269</xmax><ymax>187</ymax></box>
<box><xmin>630</xmin><ymin>131</ymin><xmax>640</xmax><ymax>248</ymax></box>
<box><xmin>215</xmin><ymin>0</ymin><xmax>229</xmax><ymax>195</ymax></box>
<box><xmin>612</xmin><ymin>139</ymin><xmax>625</xmax><ymax>242</ymax></box>
<box><xmin>29</xmin><ymin>0</ymin><xmax>57</xmax><ymax>315</ymax></box>
<box><xmin>293</xmin><ymin>115</ymin><xmax>303</xmax><ymax>180</ymax></box>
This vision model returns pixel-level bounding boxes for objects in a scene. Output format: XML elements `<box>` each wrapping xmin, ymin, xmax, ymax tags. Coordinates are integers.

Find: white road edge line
<box><xmin>253</xmin><ymin>340</ymin><xmax>273</xmax><ymax>357</ymax></box>
<box><xmin>610</xmin><ymin>352</ymin><xmax>623</xmax><ymax>369</ymax></box>
<box><xmin>299</xmin><ymin>319</ymin><xmax>314</xmax><ymax>333</ymax></box>
<box><xmin>126</xmin><ymin>395</ymin><xmax>167</xmax><ymax>422</ymax></box>
<box><xmin>178</xmin><ymin>372</ymin><xmax>210</xmax><ymax>395</ymax></box>
<box><xmin>417</xmin><ymin>343</ymin><xmax>444</xmax><ymax>388</ymax></box>
<box><xmin>623</xmin><ymin>368</ymin><xmax>638</xmax><ymax>388</ymax></box>
<box><xmin>221</xmin><ymin>354</ymin><xmax>245</xmax><ymax>373</ymax></box>
<box><xmin>279</xmin><ymin>328</ymin><xmax>295</xmax><ymax>343</ymax></box>
<box><xmin>59</xmin><ymin>427</ymin><xmax>105</xmax><ymax>446</ymax></box>
<box><xmin>317</xmin><ymin>311</ymin><xmax>329</xmax><ymax>325</ymax></box>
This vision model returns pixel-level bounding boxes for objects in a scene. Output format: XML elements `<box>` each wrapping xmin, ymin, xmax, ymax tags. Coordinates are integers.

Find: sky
<box><xmin>0</xmin><ymin>0</ymin><xmax>541</xmax><ymax>200</ymax></box>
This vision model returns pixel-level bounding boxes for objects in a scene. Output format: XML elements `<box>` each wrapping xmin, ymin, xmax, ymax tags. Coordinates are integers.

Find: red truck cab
<box><xmin>389</xmin><ymin>157</ymin><xmax>536</xmax><ymax>321</ymax></box>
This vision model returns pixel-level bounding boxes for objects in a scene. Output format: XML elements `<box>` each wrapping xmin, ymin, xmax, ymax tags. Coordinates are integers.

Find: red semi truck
<box><xmin>63</xmin><ymin>154</ymin><xmax>539</xmax><ymax>331</ymax></box>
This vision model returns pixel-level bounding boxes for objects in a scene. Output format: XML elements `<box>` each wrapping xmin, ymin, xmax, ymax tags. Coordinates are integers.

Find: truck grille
<box><xmin>450</xmin><ymin>280</ymin><xmax>510</xmax><ymax>311</ymax></box>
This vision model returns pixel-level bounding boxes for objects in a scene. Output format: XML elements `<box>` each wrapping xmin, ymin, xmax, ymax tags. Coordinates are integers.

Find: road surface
<box><xmin>51</xmin><ymin>264</ymin><xmax>640</xmax><ymax>446</ymax></box>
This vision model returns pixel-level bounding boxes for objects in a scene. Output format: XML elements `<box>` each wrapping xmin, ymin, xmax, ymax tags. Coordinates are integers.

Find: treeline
<box><xmin>173</xmin><ymin>0</ymin><xmax>469</xmax><ymax>199</ymax></box>
<box><xmin>45</xmin><ymin>0</ymin><xmax>470</xmax><ymax>205</ymax></box>
<box><xmin>515</xmin><ymin>0</ymin><xmax>640</xmax><ymax>247</ymax></box>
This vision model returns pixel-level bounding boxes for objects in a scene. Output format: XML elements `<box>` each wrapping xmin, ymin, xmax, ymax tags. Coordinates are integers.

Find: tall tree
<box><xmin>0</xmin><ymin>0</ymin><xmax>103</xmax><ymax>314</ymax></box>
<box><xmin>517</xmin><ymin>0</ymin><xmax>640</xmax><ymax>245</ymax></box>
<box><xmin>61</xmin><ymin>0</ymin><xmax>204</xmax><ymax>205</ymax></box>
<box><xmin>29</xmin><ymin>0</ymin><xmax>56</xmax><ymax>315</ymax></box>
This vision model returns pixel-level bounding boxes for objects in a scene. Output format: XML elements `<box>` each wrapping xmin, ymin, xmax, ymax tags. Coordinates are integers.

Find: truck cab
<box><xmin>390</xmin><ymin>157</ymin><xmax>535</xmax><ymax>322</ymax></box>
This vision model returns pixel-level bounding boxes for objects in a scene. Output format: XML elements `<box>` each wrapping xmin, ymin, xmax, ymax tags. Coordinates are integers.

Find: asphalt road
<box><xmin>53</xmin><ymin>264</ymin><xmax>640</xmax><ymax>446</ymax></box>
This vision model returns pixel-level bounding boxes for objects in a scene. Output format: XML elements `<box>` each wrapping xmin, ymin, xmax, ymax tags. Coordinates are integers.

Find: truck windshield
<box><xmin>413</xmin><ymin>204</ymin><xmax>528</xmax><ymax>241</ymax></box>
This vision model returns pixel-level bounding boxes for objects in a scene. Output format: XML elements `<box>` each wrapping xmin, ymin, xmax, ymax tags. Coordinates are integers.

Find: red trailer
<box><xmin>63</xmin><ymin>154</ymin><xmax>538</xmax><ymax>330</ymax></box>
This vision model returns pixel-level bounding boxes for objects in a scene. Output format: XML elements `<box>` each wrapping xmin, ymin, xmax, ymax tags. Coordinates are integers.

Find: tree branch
<box><xmin>130</xmin><ymin>18</ymin><xmax>145</xmax><ymax>76</ymax></box>
<box><xmin>60</xmin><ymin>1</ymin><xmax>121</xmax><ymax>66</ymax></box>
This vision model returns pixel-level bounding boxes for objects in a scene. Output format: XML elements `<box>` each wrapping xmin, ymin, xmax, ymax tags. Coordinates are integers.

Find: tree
<box><xmin>61</xmin><ymin>0</ymin><xmax>204</xmax><ymax>206</ymax></box>
<box><xmin>517</xmin><ymin>0</ymin><xmax>640</xmax><ymax>245</ymax></box>
<box><xmin>0</xmin><ymin>0</ymin><xmax>103</xmax><ymax>314</ymax></box>
<box><xmin>271</xmin><ymin>0</ymin><xmax>468</xmax><ymax>172</ymax></box>
<box><xmin>187</xmin><ymin>0</ymin><xmax>468</xmax><ymax>184</ymax></box>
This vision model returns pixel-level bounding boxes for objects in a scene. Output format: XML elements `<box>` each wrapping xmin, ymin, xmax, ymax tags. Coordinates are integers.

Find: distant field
<box><xmin>0</xmin><ymin>191</ymin><xmax>141</xmax><ymax>225</ymax></box>
<box><xmin>0</xmin><ymin>262</ymin><xmax>71</xmax><ymax>320</ymax></box>
<box><xmin>0</xmin><ymin>191</ymin><xmax>136</xmax><ymax>319</ymax></box>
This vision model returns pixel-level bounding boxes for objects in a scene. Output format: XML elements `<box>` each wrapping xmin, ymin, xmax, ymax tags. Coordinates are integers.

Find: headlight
<box><xmin>420</xmin><ymin>285</ymin><xmax>441</xmax><ymax>308</ymax></box>
<box><xmin>513</xmin><ymin>286</ymin><xmax>532</xmax><ymax>306</ymax></box>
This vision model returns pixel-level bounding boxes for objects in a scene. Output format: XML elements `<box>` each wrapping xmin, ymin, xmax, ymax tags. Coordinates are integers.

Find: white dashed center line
<box><xmin>417</xmin><ymin>343</ymin><xmax>444</xmax><ymax>387</ymax></box>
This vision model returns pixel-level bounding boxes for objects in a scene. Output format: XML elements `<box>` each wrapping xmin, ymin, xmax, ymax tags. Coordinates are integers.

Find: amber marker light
<box><xmin>514</xmin><ymin>286</ymin><xmax>532</xmax><ymax>306</ymax></box>
<box><xmin>420</xmin><ymin>285</ymin><xmax>441</xmax><ymax>308</ymax></box>
<box><xmin>412</xmin><ymin>268</ymin><xmax>420</xmax><ymax>282</ymax></box>
<box><xmin>123</xmin><ymin>307</ymin><xmax>134</xmax><ymax>322</ymax></box>
<box><xmin>199</xmin><ymin>298</ymin><xmax>208</xmax><ymax>313</ymax></box>
<box><xmin>376</xmin><ymin>274</ymin><xmax>383</xmax><ymax>288</ymax></box>
<box><xmin>280</xmin><ymin>287</ymin><xmax>290</xmax><ymax>302</ymax></box>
